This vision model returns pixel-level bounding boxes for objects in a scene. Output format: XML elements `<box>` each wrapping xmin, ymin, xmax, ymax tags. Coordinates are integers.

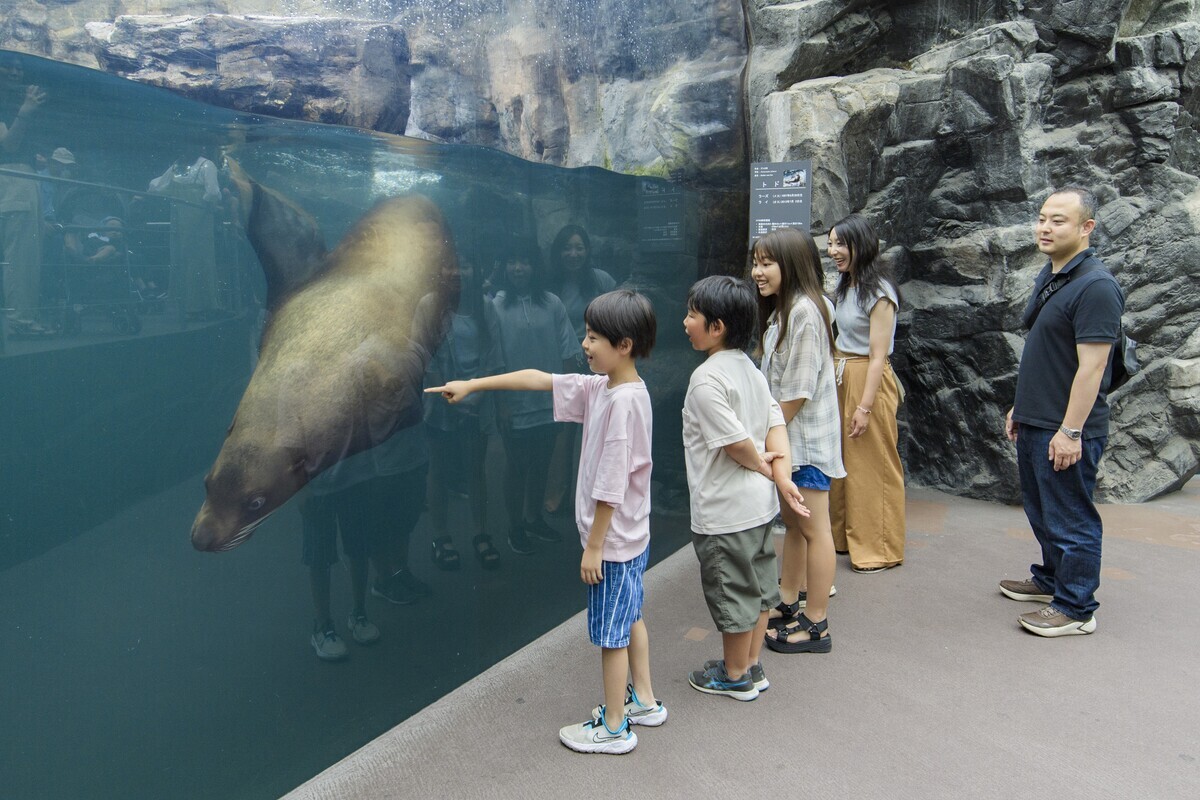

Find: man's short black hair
<box><xmin>1052</xmin><ymin>185</ymin><xmax>1098</xmax><ymax>223</ymax></box>
<box><xmin>584</xmin><ymin>289</ymin><xmax>657</xmax><ymax>359</ymax></box>
<box><xmin>686</xmin><ymin>275</ymin><xmax>758</xmax><ymax>352</ymax></box>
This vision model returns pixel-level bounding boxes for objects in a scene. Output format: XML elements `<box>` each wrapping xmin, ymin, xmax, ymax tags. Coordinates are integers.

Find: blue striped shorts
<box><xmin>587</xmin><ymin>547</ymin><xmax>650</xmax><ymax>649</ymax></box>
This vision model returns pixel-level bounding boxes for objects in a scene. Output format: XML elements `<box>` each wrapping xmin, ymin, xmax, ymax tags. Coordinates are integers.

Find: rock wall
<box><xmin>0</xmin><ymin>1</ymin><xmax>749</xmax><ymax>185</ymax></box>
<box><xmin>750</xmin><ymin>0</ymin><xmax>1200</xmax><ymax>501</ymax></box>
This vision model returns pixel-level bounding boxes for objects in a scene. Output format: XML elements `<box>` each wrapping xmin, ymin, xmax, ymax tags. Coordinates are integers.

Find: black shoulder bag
<box><xmin>1027</xmin><ymin>259</ymin><xmax>1139</xmax><ymax>391</ymax></box>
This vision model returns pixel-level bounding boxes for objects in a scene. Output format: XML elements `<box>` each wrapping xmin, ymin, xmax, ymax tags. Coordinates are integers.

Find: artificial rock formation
<box><xmin>750</xmin><ymin>0</ymin><xmax>1200</xmax><ymax>501</ymax></box>
<box><xmin>1</xmin><ymin>1</ymin><xmax>749</xmax><ymax>186</ymax></box>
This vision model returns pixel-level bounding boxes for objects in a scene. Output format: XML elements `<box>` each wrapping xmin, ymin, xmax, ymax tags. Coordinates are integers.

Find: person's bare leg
<box><xmin>627</xmin><ymin>619</ymin><xmax>655</xmax><ymax>705</ymax></box>
<box><xmin>769</xmin><ymin>491</ymin><xmax>835</xmax><ymax>645</ymax></box>
<box><xmin>799</xmin><ymin>490</ymin><xmax>835</xmax><ymax>623</ymax></box>
<box><xmin>746</xmin><ymin>610</ymin><xmax>770</xmax><ymax>666</ymax></box>
<box><xmin>348</xmin><ymin>555</ymin><xmax>369</xmax><ymax>615</ymax></box>
<box><xmin>721</xmin><ymin>629</ymin><xmax>755</xmax><ymax>680</ymax></box>
<box><xmin>309</xmin><ymin>564</ymin><xmax>331</xmax><ymax>625</ymax></box>
<box><xmin>773</xmin><ymin>499</ymin><xmax>808</xmax><ymax>622</ymax></box>
<box><xmin>601</xmin><ymin>647</ymin><xmax>630</xmax><ymax>731</ymax></box>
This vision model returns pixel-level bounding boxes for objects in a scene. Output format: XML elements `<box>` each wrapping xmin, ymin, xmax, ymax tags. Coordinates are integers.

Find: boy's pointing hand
<box><xmin>424</xmin><ymin>380</ymin><xmax>472</xmax><ymax>403</ymax></box>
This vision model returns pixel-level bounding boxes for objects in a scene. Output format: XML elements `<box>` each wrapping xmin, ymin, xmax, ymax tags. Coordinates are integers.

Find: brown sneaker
<box><xmin>999</xmin><ymin>578</ymin><xmax>1052</xmax><ymax>603</ymax></box>
<box><xmin>1018</xmin><ymin>605</ymin><xmax>1097</xmax><ymax>637</ymax></box>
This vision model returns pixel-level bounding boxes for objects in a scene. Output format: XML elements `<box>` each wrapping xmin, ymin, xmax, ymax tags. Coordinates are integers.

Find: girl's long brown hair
<box><xmin>752</xmin><ymin>227</ymin><xmax>835</xmax><ymax>358</ymax></box>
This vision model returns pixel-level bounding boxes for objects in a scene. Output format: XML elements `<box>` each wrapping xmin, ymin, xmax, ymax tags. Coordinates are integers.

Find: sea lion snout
<box><xmin>190</xmin><ymin>510</ymin><xmax>221</xmax><ymax>552</ymax></box>
<box><xmin>191</xmin><ymin>500</ymin><xmax>271</xmax><ymax>552</ymax></box>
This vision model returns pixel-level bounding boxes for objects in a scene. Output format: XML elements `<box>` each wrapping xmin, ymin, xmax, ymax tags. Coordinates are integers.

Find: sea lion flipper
<box><xmin>226</xmin><ymin>157</ymin><xmax>329</xmax><ymax>310</ymax></box>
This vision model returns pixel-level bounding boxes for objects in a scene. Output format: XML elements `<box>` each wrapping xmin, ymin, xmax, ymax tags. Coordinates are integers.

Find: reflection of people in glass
<box><xmin>544</xmin><ymin>224</ymin><xmax>617</xmax><ymax>513</ymax></box>
<box><xmin>0</xmin><ymin>52</ymin><xmax>49</xmax><ymax>336</ymax></box>
<box><xmin>416</xmin><ymin>258</ymin><xmax>504</xmax><ymax>571</ymax></box>
<box><xmin>147</xmin><ymin>149</ymin><xmax>222</xmax><ymax>320</ymax></box>
<box><xmin>65</xmin><ymin>215</ymin><xmax>127</xmax><ymax>265</ymax></box>
<box><xmin>490</xmin><ymin>236</ymin><xmax>577</xmax><ymax>554</ymax></box>
<box><xmin>301</xmin><ymin>425</ymin><xmax>430</xmax><ymax>661</ymax></box>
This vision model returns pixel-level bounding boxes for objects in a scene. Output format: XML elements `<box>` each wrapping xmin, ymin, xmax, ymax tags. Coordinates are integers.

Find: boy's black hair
<box><xmin>584</xmin><ymin>289</ymin><xmax>657</xmax><ymax>359</ymax></box>
<box><xmin>686</xmin><ymin>275</ymin><xmax>758</xmax><ymax>352</ymax></box>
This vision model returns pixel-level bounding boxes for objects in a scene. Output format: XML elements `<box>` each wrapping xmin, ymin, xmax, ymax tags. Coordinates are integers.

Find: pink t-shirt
<box><xmin>553</xmin><ymin>373</ymin><xmax>652</xmax><ymax>563</ymax></box>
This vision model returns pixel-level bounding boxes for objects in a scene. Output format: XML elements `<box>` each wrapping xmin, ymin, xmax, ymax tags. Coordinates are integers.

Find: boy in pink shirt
<box><xmin>427</xmin><ymin>289</ymin><xmax>662</xmax><ymax>755</ymax></box>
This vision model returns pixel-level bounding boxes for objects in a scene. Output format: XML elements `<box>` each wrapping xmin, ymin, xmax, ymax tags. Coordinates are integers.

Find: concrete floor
<box><xmin>284</xmin><ymin>482</ymin><xmax>1200</xmax><ymax>800</ymax></box>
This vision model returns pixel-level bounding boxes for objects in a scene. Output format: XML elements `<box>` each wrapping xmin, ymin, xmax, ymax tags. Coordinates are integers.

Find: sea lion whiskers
<box><xmin>215</xmin><ymin>512</ymin><xmax>275</xmax><ymax>551</ymax></box>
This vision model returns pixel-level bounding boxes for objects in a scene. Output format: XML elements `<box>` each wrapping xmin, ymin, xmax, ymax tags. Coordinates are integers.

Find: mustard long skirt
<box><xmin>829</xmin><ymin>355</ymin><xmax>906</xmax><ymax>569</ymax></box>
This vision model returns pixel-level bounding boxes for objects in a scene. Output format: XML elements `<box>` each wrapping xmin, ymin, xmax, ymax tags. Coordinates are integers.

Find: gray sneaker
<box><xmin>705</xmin><ymin>659</ymin><xmax>768</xmax><ymax>691</ymax></box>
<box><xmin>559</xmin><ymin>711</ymin><xmax>638</xmax><ymax>754</ymax></box>
<box><xmin>1018</xmin><ymin>605</ymin><xmax>1097</xmax><ymax>637</ymax></box>
<box><xmin>687</xmin><ymin>660</ymin><xmax>759</xmax><ymax>701</ymax></box>
<box><xmin>311</xmin><ymin>626</ymin><xmax>348</xmax><ymax>661</ymax></box>
<box><xmin>1000</xmin><ymin>578</ymin><xmax>1053</xmax><ymax>603</ymax></box>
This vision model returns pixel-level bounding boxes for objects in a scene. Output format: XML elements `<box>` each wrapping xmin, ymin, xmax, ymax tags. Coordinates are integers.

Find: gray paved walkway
<box><xmin>284</xmin><ymin>483</ymin><xmax>1200</xmax><ymax>800</ymax></box>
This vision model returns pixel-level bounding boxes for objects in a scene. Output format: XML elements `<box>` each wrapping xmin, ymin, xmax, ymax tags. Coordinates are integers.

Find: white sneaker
<box><xmin>591</xmin><ymin>684</ymin><xmax>668</xmax><ymax>727</ymax></box>
<box><xmin>559</xmin><ymin>710</ymin><xmax>638</xmax><ymax>754</ymax></box>
<box><xmin>347</xmin><ymin>613</ymin><xmax>380</xmax><ymax>645</ymax></box>
<box><xmin>311</xmin><ymin>627</ymin><xmax>348</xmax><ymax>661</ymax></box>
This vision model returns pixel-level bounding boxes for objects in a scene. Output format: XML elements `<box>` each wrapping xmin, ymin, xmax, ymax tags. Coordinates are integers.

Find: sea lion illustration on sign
<box><xmin>190</xmin><ymin>160</ymin><xmax>453</xmax><ymax>552</ymax></box>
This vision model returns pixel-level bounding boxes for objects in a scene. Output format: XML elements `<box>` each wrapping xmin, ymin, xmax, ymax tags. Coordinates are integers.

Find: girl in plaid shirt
<box><xmin>751</xmin><ymin>227</ymin><xmax>845</xmax><ymax>654</ymax></box>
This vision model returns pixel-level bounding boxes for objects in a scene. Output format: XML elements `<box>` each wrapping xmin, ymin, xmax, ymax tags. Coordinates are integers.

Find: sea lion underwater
<box><xmin>190</xmin><ymin>159</ymin><xmax>453</xmax><ymax>552</ymax></box>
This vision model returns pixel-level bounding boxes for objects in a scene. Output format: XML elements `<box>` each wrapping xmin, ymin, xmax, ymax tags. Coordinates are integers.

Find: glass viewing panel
<box><xmin>0</xmin><ymin>49</ymin><xmax>744</xmax><ymax>798</ymax></box>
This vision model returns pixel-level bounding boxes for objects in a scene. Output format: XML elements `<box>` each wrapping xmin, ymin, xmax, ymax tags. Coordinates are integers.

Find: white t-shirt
<box><xmin>682</xmin><ymin>349</ymin><xmax>784</xmax><ymax>535</ymax></box>
<box><xmin>553</xmin><ymin>373</ymin><xmax>653</xmax><ymax>562</ymax></box>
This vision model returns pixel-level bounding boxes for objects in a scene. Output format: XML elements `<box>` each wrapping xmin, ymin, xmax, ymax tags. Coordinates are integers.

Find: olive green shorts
<box><xmin>691</xmin><ymin>522</ymin><xmax>779</xmax><ymax>633</ymax></box>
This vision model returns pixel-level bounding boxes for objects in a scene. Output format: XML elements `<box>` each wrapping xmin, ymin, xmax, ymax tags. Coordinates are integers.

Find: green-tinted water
<box><xmin>0</xmin><ymin>49</ymin><xmax>743</xmax><ymax>798</ymax></box>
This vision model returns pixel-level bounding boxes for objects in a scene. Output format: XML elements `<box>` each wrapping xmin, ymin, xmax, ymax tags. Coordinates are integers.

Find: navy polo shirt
<box><xmin>1012</xmin><ymin>248</ymin><xmax>1124</xmax><ymax>438</ymax></box>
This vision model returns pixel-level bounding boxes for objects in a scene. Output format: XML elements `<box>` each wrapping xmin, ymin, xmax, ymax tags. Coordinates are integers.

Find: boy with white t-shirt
<box><xmin>427</xmin><ymin>289</ymin><xmax>663</xmax><ymax>754</ymax></box>
<box><xmin>682</xmin><ymin>276</ymin><xmax>809</xmax><ymax>700</ymax></box>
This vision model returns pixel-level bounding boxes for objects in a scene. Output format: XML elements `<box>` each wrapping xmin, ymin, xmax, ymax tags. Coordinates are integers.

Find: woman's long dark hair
<box><xmin>830</xmin><ymin>213</ymin><xmax>900</xmax><ymax>311</ymax></box>
<box><xmin>493</xmin><ymin>234</ymin><xmax>549</xmax><ymax>307</ymax></box>
<box><xmin>752</xmin><ymin>227</ymin><xmax>835</xmax><ymax>358</ymax></box>
<box><xmin>547</xmin><ymin>223</ymin><xmax>599</xmax><ymax>298</ymax></box>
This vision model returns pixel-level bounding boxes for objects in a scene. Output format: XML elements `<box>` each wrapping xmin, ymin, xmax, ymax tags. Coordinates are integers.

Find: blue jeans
<box><xmin>1016</xmin><ymin>424</ymin><xmax>1106</xmax><ymax>620</ymax></box>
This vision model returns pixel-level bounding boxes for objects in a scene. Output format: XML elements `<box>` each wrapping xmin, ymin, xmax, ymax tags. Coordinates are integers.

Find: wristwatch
<box><xmin>1059</xmin><ymin>424</ymin><xmax>1082</xmax><ymax>441</ymax></box>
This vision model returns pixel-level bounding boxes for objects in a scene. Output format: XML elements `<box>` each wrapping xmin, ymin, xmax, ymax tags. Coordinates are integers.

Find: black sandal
<box><xmin>431</xmin><ymin>536</ymin><xmax>461</xmax><ymax>571</ymax></box>
<box><xmin>472</xmin><ymin>534</ymin><xmax>501</xmax><ymax>571</ymax></box>
<box><xmin>767</xmin><ymin>597</ymin><xmax>801</xmax><ymax>630</ymax></box>
<box><xmin>765</xmin><ymin>613</ymin><xmax>831</xmax><ymax>654</ymax></box>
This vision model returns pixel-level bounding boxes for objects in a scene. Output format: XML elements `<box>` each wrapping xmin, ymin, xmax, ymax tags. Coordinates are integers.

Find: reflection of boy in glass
<box><xmin>489</xmin><ymin>236</ymin><xmax>577</xmax><ymax>554</ymax></box>
<box><xmin>544</xmin><ymin>224</ymin><xmax>619</xmax><ymax>514</ymax></box>
<box><xmin>302</xmin><ymin>425</ymin><xmax>430</xmax><ymax>662</ymax></box>
<box><xmin>416</xmin><ymin>257</ymin><xmax>504</xmax><ymax>571</ymax></box>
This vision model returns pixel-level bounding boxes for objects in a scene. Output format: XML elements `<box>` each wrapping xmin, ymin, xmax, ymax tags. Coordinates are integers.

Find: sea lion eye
<box><xmin>247</xmin><ymin>496</ymin><xmax>266</xmax><ymax>512</ymax></box>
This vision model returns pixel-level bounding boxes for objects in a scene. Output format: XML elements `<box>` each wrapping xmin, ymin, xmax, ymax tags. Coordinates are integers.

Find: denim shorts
<box><xmin>792</xmin><ymin>465</ymin><xmax>832</xmax><ymax>491</ymax></box>
<box><xmin>587</xmin><ymin>547</ymin><xmax>649</xmax><ymax>648</ymax></box>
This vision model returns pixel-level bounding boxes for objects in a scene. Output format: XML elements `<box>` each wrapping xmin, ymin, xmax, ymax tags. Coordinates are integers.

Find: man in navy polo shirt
<box><xmin>1000</xmin><ymin>186</ymin><xmax>1124</xmax><ymax>637</ymax></box>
